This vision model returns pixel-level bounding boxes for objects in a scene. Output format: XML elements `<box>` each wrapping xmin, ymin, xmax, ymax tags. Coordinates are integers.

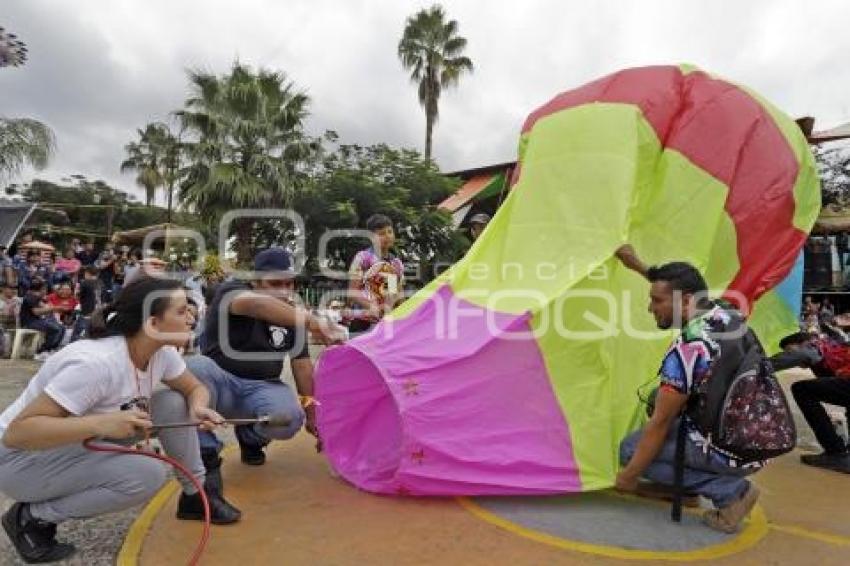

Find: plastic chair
<box><xmin>10</xmin><ymin>329</ymin><xmax>43</xmax><ymax>360</ymax></box>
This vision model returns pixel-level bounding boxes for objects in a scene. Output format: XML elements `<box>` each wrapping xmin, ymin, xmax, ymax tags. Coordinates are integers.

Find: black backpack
<box><xmin>671</xmin><ymin>308</ymin><xmax>796</xmax><ymax>521</ymax></box>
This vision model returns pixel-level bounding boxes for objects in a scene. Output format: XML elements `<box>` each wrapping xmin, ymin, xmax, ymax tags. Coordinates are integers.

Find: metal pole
<box><xmin>106</xmin><ymin>205</ymin><xmax>114</xmax><ymax>240</ymax></box>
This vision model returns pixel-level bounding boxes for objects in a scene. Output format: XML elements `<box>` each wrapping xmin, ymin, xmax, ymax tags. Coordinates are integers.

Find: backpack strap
<box><xmin>671</xmin><ymin>415</ymin><xmax>688</xmax><ymax>522</ymax></box>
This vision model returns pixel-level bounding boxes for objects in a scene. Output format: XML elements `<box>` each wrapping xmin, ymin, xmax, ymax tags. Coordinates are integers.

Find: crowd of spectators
<box><xmin>0</xmin><ymin>234</ymin><xmax>158</xmax><ymax>360</ymax></box>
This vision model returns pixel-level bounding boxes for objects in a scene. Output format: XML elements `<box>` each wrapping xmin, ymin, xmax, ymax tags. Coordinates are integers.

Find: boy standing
<box><xmin>347</xmin><ymin>214</ymin><xmax>405</xmax><ymax>333</ymax></box>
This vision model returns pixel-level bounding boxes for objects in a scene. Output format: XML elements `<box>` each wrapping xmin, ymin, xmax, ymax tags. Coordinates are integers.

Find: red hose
<box><xmin>82</xmin><ymin>438</ymin><xmax>210</xmax><ymax>566</ymax></box>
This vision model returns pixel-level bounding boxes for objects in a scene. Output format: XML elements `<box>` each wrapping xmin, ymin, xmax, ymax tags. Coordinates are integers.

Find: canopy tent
<box><xmin>316</xmin><ymin>65</ymin><xmax>820</xmax><ymax>497</ymax></box>
<box><xmin>111</xmin><ymin>222</ymin><xmax>192</xmax><ymax>247</ymax></box>
<box><xmin>0</xmin><ymin>203</ymin><xmax>36</xmax><ymax>247</ymax></box>
<box><xmin>20</xmin><ymin>240</ymin><xmax>55</xmax><ymax>252</ymax></box>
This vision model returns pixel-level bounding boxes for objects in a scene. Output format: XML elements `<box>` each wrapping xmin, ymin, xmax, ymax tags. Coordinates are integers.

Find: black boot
<box><xmin>201</xmin><ymin>448</ymin><xmax>224</xmax><ymax>495</ymax></box>
<box><xmin>2</xmin><ymin>502</ymin><xmax>75</xmax><ymax>563</ymax></box>
<box><xmin>239</xmin><ymin>443</ymin><xmax>266</xmax><ymax>466</ymax></box>
<box><xmin>235</xmin><ymin>425</ymin><xmax>266</xmax><ymax>466</ymax></box>
<box><xmin>176</xmin><ymin>487</ymin><xmax>242</xmax><ymax>525</ymax></box>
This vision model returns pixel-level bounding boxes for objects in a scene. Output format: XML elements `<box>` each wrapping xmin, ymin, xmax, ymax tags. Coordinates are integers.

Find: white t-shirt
<box><xmin>0</xmin><ymin>336</ymin><xmax>186</xmax><ymax>436</ymax></box>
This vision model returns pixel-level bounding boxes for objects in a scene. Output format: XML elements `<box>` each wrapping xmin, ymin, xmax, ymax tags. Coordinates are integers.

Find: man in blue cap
<box><xmin>187</xmin><ymin>248</ymin><xmax>345</xmax><ymax>504</ymax></box>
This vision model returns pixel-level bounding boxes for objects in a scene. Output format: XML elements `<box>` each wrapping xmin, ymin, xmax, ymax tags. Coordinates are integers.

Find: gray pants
<box><xmin>0</xmin><ymin>389</ymin><xmax>205</xmax><ymax>523</ymax></box>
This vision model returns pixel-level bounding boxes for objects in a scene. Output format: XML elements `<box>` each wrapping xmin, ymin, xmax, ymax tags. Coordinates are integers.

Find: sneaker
<box><xmin>702</xmin><ymin>484</ymin><xmax>760</xmax><ymax>534</ymax></box>
<box><xmin>176</xmin><ymin>488</ymin><xmax>242</xmax><ymax>525</ymax></box>
<box><xmin>32</xmin><ymin>352</ymin><xmax>51</xmax><ymax>362</ymax></box>
<box><xmin>2</xmin><ymin>502</ymin><xmax>76</xmax><ymax>563</ymax></box>
<box><xmin>800</xmin><ymin>452</ymin><xmax>850</xmax><ymax>474</ymax></box>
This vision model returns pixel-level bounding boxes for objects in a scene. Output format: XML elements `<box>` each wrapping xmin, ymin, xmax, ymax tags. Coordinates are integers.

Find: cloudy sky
<box><xmin>3</xmin><ymin>0</ymin><xmax>850</xmax><ymax>203</ymax></box>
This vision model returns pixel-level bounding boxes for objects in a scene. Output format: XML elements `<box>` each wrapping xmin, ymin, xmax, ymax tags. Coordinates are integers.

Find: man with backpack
<box><xmin>612</xmin><ymin>246</ymin><xmax>789</xmax><ymax>533</ymax></box>
<box><xmin>770</xmin><ymin>331</ymin><xmax>850</xmax><ymax>473</ymax></box>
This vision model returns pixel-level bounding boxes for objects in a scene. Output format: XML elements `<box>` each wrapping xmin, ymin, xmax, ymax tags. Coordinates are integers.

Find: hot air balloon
<box><xmin>316</xmin><ymin>65</ymin><xmax>821</xmax><ymax>496</ymax></box>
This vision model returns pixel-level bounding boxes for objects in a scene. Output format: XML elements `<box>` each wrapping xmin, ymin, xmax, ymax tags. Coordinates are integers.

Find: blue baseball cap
<box><xmin>254</xmin><ymin>247</ymin><xmax>295</xmax><ymax>275</ymax></box>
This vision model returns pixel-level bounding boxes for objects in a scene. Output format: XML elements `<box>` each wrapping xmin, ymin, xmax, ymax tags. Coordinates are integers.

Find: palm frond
<box><xmin>0</xmin><ymin>118</ymin><xmax>56</xmax><ymax>179</ymax></box>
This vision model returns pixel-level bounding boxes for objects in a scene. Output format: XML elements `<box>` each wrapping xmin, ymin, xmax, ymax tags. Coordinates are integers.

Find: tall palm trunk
<box><xmin>425</xmin><ymin>110</ymin><xmax>434</xmax><ymax>162</ymax></box>
<box><xmin>166</xmin><ymin>181</ymin><xmax>174</xmax><ymax>223</ymax></box>
<box><xmin>235</xmin><ymin>218</ymin><xmax>254</xmax><ymax>268</ymax></box>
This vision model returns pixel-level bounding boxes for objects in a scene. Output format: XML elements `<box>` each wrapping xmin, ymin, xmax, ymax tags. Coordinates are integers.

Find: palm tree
<box><xmin>177</xmin><ymin>62</ymin><xmax>313</xmax><ymax>265</ymax></box>
<box><xmin>398</xmin><ymin>5</ymin><xmax>473</xmax><ymax>162</ymax></box>
<box><xmin>120</xmin><ymin>123</ymin><xmax>178</xmax><ymax>207</ymax></box>
<box><xmin>0</xmin><ymin>117</ymin><xmax>55</xmax><ymax>180</ymax></box>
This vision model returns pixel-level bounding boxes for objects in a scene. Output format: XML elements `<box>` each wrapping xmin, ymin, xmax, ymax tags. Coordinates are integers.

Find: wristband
<box><xmin>300</xmin><ymin>395</ymin><xmax>319</xmax><ymax>409</ymax></box>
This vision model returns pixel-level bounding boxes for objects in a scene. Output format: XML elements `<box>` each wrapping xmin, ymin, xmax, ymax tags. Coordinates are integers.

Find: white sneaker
<box><xmin>33</xmin><ymin>352</ymin><xmax>51</xmax><ymax>362</ymax></box>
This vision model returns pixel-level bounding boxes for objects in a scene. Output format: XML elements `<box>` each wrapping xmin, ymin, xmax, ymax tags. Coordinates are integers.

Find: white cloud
<box><xmin>2</xmin><ymin>0</ymin><xmax>849</xmax><ymax>201</ymax></box>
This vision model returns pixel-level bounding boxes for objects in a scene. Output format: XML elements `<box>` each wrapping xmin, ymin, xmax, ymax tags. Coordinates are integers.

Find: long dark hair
<box><xmin>89</xmin><ymin>276</ymin><xmax>184</xmax><ymax>339</ymax></box>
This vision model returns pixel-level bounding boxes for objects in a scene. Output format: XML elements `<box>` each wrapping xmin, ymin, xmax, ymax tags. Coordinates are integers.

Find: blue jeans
<box><xmin>70</xmin><ymin>316</ymin><xmax>89</xmax><ymax>342</ymax></box>
<box><xmin>27</xmin><ymin>318</ymin><xmax>65</xmax><ymax>352</ymax></box>
<box><xmin>619</xmin><ymin>419</ymin><xmax>754</xmax><ymax>508</ymax></box>
<box><xmin>186</xmin><ymin>355</ymin><xmax>305</xmax><ymax>454</ymax></box>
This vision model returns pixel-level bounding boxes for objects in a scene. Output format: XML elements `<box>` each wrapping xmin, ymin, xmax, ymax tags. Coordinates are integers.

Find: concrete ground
<box><xmin>139</xmin><ymin>427</ymin><xmax>850</xmax><ymax>566</ymax></box>
<box><xmin>0</xmin><ymin>359</ymin><xmax>847</xmax><ymax>565</ymax></box>
<box><xmin>137</xmin><ymin>368</ymin><xmax>850</xmax><ymax>565</ymax></box>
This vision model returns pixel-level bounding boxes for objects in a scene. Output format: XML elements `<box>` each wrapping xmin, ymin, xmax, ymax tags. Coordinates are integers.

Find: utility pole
<box><xmin>106</xmin><ymin>205</ymin><xmax>114</xmax><ymax>240</ymax></box>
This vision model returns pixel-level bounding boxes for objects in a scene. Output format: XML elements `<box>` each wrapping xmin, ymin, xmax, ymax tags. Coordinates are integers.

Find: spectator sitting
<box><xmin>46</xmin><ymin>282</ymin><xmax>79</xmax><ymax>328</ymax></box>
<box><xmin>0</xmin><ymin>284</ymin><xmax>22</xmax><ymax>357</ymax></box>
<box><xmin>0</xmin><ymin>284</ymin><xmax>21</xmax><ymax>326</ymax></box>
<box><xmin>10</xmin><ymin>236</ymin><xmax>31</xmax><ymax>273</ymax></box>
<box><xmin>19</xmin><ymin>279</ymin><xmax>67</xmax><ymax>361</ymax></box>
<box><xmin>112</xmin><ymin>246</ymin><xmax>130</xmax><ymax>298</ymax></box>
<box><xmin>125</xmin><ymin>257</ymin><xmax>167</xmax><ymax>286</ymax></box>
<box><xmin>819</xmin><ymin>298</ymin><xmax>836</xmax><ymax>325</ymax></box>
<box><xmin>42</xmin><ymin>254</ymin><xmax>58</xmax><ymax>291</ymax></box>
<box><xmin>54</xmin><ymin>247</ymin><xmax>82</xmax><ymax>286</ymax></box>
<box><xmin>17</xmin><ymin>251</ymin><xmax>49</xmax><ymax>295</ymax></box>
<box><xmin>0</xmin><ymin>246</ymin><xmax>16</xmax><ymax>289</ymax></box>
<box><xmin>96</xmin><ymin>244</ymin><xmax>117</xmax><ymax>304</ymax></box>
<box><xmin>71</xmin><ymin>266</ymin><xmax>100</xmax><ymax>342</ymax></box>
<box><xmin>468</xmin><ymin>212</ymin><xmax>491</xmax><ymax>242</ymax></box>
<box><xmin>75</xmin><ymin>241</ymin><xmax>99</xmax><ymax>267</ymax></box>
<box><xmin>123</xmin><ymin>249</ymin><xmax>143</xmax><ymax>285</ymax></box>
<box><xmin>770</xmin><ymin>331</ymin><xmax>850</xmax><ymax>473</ymax></box>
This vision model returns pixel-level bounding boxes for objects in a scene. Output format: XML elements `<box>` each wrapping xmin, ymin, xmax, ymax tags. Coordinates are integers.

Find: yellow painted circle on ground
<box><xmin>457</xmin><ymin>496</ymin><xmax>770</xmax><ymax>562</ymax></box>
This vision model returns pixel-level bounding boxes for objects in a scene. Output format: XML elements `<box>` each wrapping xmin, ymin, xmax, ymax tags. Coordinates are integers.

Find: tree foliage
<box><xmin>814</xmin><ymin>145</ymin><xmax>850</xmax><ymax>210</ymax></box>
<box><xmin>120</xmin><ymin>122</ymin><xmax>180</xmax><ymax>207</ymax></box>
<box><xmin>176</xmin><ymin>62</ymin><xmax>316</xmax><ymax>265</ymax></box>
<box><xmin>289</xmin><ymin>138</ymin><xmax>468</xmax><ymax>283</ymax></box>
